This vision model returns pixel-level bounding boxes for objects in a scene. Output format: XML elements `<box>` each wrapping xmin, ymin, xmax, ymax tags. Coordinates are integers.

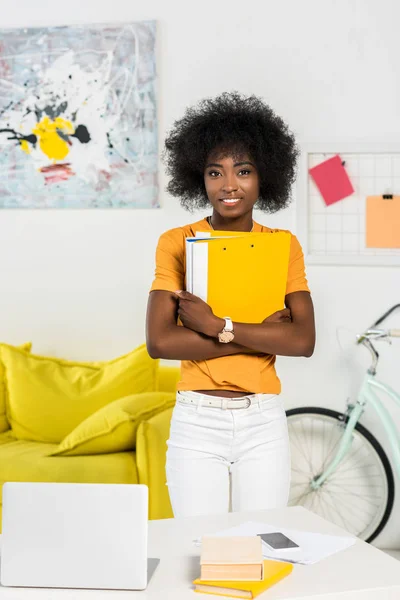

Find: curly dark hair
<box><xmin>163</xmin><ymin>91</ymin><xmax>299</xmax><ymax>213</ymax></box>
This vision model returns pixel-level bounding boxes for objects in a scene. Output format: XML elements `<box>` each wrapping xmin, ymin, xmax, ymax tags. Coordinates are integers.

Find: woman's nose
<box><xmin>221</xmin><ymin>175</ymin><xmax>238</xmax><ymax>192</ymax></box>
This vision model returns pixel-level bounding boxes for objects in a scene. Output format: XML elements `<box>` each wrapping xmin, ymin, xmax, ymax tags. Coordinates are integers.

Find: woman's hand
<box><xmin>175</xmin><ymin>291</ymin><xmax>224</xmax><ymax>337</ymax></box>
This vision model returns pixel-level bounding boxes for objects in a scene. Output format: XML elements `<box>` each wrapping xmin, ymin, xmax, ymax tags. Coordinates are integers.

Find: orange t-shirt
<box><xmin>149</xmin><ymin>218</ymin><xmax>310</xmax><ymax>394</ymax></box>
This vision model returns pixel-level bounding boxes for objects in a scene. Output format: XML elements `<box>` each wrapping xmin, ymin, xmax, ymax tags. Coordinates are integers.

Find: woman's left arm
<box><xmin>216</xmin><ymin>291</ymin><xmax>315</xmax><ymax>357</ymax></box>
<box><xmin>176</xmin><ymin>235</ymin><xmax>315</xmax><ymax>358</ymax></box>
<box><xmin>177</xmin><ymin>290</ymin><xmax>315</xmax><ymax>357</ymax></box>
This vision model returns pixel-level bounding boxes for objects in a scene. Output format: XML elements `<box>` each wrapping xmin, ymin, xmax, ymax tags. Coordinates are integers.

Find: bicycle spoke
<box><xmin>317</xmin><ymin>491</ymin><xmax>330</xmax><ymax>523</ymax></box>
<box><xmin>335</xmin><ymin>458</ymin><xmax>379</xmax><ymax>475</ymax></box>
<box><xmin>289</xmin><ymin>425</ymin><xmax>315</xmax><ymax>472</ymax></box>
<box><xmin>334</xmin><ymin>443</ymin><xmax>370</xmax><ymax>472</ymax></box>
<box><xmin>322</xmin><ymin>422</ymin><xmax>342</xmax><ymax>467</ymax></box>
<box><xmin>315</xmin><ymin>490</ymin><xmax>349</xmax><ymax>529</ymax></box>
<box><xmin>323</xmin><ymin>491</ymin><xmax>379</xmax><ymax>532</ymax></box>
<box><xmin>322</xmin><ymin>488</ymin><xmax>355</xmax><ymax>532</ymax></box>
<box><xmin>321</xmin><ymin>492</ymin><xmax>370</xmax><ymax>534</ymax></box>
<box><xmin>290</xmin><ymin>481</ymin><xmax>312</xmax><ymax>489</ymax></box>
<box><xmin>291</xmin><ymin>467</ymin><xmax>311</xmax><ymax>478</ymax></box>
<box><xmin>290</xmin><ymin>487</ymin><xmax>314</xmax><ymax>505</ymax></box>
<box><xmin>325</xmin><ymin>485</ymin><xmax>382</xmax><ymax>504</ymax></box>
<box><xmin>331</xmin><ymin>474</ymin><xmax>382</xmax><ymax>481</ymax></box>
<box><xmin>321</xmin><ymin>430</ymin><xmax>352</xmax><ymax>472</ymax></box>
<box><xmin>324</xmin><ymin>486</ymin><xmax>380</xmax><ymax>512</ymax></box>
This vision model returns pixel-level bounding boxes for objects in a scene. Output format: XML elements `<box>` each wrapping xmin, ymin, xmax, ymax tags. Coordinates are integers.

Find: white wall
<box><xmin>1</xmin><ymin>0</ymin><xmax>399</xmax><ymax>547</ymax></box>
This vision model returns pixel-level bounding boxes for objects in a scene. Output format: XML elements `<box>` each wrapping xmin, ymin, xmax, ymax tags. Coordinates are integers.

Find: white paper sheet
<box><xmin>193</xmin><ymin>520</ymin><xmax>356</xmax><ymax>565</ymax></box>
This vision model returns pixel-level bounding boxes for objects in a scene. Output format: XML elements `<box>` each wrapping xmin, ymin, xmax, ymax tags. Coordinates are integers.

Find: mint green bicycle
<box><xmin>286</xmin><ymin>304</ymin><xmax>400</xmax><ymax>543</ymax></box>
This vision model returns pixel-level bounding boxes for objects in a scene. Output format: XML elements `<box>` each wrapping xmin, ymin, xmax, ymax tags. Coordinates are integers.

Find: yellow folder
<box><xmin>193</xmin><ymin>559</ymin><xmax>293</xmax><ymax>598</ymax></box>
<box><xmin>186</xmin><ymin>231</ymin><xmax>291</xmax><ymax>323</ymax></box>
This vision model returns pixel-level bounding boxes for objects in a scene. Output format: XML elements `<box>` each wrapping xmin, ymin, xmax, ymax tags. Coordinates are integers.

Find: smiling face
<box><xmin>204</xmin><ymin>150</ymin><xmax>260</xmax><ymax>225</ymax></box>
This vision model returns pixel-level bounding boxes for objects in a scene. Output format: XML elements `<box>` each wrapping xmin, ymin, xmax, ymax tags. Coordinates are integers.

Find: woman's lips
<box><xmin>220</xmin><ymin>198</ymin><xmax>242</xmax><ymax>206</ymax></box>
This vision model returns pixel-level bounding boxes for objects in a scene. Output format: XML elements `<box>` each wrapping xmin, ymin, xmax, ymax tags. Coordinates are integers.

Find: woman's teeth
<box><xmin>221</xmin><ymin>198</ymin><xmax>240</xmax><ymax>204</ymax></box>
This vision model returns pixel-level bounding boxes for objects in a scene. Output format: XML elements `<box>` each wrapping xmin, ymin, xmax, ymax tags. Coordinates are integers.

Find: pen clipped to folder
<box><xmin>185</xmin><ymin>231</ymin><xmax>291</xmax><ymax>323</ymax></box>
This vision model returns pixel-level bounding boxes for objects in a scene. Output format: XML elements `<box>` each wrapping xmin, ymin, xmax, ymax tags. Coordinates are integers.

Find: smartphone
<box><xmin>258</xmin><ymin>532</ymin><xmax>300</xmax><ymax>551</ymax></box>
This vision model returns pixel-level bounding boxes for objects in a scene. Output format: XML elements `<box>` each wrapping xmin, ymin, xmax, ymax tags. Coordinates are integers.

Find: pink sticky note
<box><xmin>309</xmin><ymin>155</ymin><xmax>354</xmax><ymax>206</ymax></box>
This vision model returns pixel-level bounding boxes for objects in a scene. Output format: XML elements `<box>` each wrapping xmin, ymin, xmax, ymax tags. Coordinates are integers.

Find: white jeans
<box><xmin>166</xmin><ymin>391</ymin><xmax>291</xmax><ymax>517</ymax></box>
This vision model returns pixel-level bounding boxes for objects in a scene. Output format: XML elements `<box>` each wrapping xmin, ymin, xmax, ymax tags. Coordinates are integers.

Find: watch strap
<box><xmin>223</xmin><ymin>317</ymin><xmax>233</xmax><ymax>332</ymax></box>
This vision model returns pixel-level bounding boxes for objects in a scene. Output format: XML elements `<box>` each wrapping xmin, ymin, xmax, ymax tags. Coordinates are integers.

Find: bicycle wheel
<box><xmin>286</xmin><ymin>407</ymin><xmax>394</xmax><ymax>543</ymax></box>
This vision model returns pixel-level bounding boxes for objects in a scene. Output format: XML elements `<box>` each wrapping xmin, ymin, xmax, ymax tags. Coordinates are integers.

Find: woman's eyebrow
<box><xmin>234</xmin><ymin>161</ymin><xmax>255</xmax><ymax>167</ymax></box>
<box><xmin>205</xmin><ymin>161</ymin><xmax>255</xmax><ymax>168</ymax></box>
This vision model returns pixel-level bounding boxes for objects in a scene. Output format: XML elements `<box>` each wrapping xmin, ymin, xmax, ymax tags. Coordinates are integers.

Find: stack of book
<box><xmin>193</xmin><ymin>536</ymin><xmax>293</xmax><ymax>598</ymax></box>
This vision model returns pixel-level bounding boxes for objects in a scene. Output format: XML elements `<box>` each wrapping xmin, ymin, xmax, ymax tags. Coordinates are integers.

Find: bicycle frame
<box><xmin>311</xmin><ymin>372</ymin><xmax>400</xmax><ymax>490</ymax></box>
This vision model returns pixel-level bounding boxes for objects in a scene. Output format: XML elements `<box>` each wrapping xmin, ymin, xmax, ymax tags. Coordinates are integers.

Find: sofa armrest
<box><xmin>136</xmin><ymin>407</ymin><xmax>174</xmax><ymax>520</ymax></box>
<box><xmin>156</xmin><ymin>364</ymin><xmax>180</xmax><ymax>393</ymax></box>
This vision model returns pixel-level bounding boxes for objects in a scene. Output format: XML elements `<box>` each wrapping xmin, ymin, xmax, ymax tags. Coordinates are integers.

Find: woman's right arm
<box><xmin>146</xmin><ymin>290</ymin><xmax>253</xmax><ymax>360</ymax></box>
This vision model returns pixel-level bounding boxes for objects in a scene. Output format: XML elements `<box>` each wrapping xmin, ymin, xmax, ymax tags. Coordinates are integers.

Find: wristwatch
<box><xmin>218</xmin><ymin>317</ymin><xmax>235</xmax><ymax>343</ymax></box>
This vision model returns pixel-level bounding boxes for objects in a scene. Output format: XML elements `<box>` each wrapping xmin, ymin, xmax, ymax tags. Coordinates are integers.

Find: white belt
<box><xmin>177</xmin><ymin>392</ymin><xmax>276</xmax><ymax>410</ymax></box>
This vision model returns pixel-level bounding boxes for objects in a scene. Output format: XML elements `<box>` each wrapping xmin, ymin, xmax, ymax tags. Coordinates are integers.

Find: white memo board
<box><xmin>296</xmin><ymin>143</ymin><xmax>400</xmax><ymax>266</ymax></box>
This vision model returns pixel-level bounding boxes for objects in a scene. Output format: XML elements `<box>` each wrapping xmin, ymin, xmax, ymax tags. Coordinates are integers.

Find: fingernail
<box><xmin>175</xmin><ymin>290</ymin><xmax>182</xmax><ymax>294</ymax></box>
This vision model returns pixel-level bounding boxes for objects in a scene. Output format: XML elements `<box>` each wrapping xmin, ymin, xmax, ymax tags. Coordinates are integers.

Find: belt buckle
<box><xmin>227</xmin><ymin>398</ymin><xmax>251</xmax><ymax>409</ymax></box>
<box><xmin>231</xmin><ymin>397</ymin><xmax>251</xmax><ymax>409</ymax></box>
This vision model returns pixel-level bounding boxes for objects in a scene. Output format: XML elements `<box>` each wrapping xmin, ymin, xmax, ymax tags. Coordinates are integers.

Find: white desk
<box><xmin>1</xmin><ymin>506</ymin><xmax>400</xmax><ymax>599</ymax></box>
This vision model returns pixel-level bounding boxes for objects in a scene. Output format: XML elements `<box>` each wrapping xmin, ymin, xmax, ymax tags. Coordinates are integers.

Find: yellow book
<box><xmin>186</xmin><ymin>231</ymin><xmax>291</xmax><ymax>323</ymax></box>
<box><xmin>193</xmin><ymin>559</ymin><xmax>293</xmax><ymax>598</ymax></box>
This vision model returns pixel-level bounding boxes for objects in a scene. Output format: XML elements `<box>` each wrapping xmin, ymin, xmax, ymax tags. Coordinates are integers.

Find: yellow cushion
<box><xmin>51</xmin><ymin>392</ymin><xmax>175</xmax><ymax>456</ymax></box>
<box><xmin>0</xmin><ymin>431</ymin><xmax>138</xmax><ymax>533</ymax></box>
<box><xmin>0</xmin><ymin>342</ymin><xmax>32</xmax><ymax>434</ymax></box>
<box><xmin>1</xmin><ymin>343</ymin><xmax>158</xmax><ymax>443</ymax></box>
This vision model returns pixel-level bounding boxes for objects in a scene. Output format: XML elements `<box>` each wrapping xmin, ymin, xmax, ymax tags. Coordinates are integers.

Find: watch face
<box><xmin>218</xmin><ymin>330</ymin><xmax>235</xmax><ymax>343</ymax></box>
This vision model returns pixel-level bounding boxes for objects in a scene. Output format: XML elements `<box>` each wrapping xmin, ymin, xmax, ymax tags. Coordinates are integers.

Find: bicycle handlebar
<box><xmin>356</xmin><ymin>315</ymin><xmax>400</xmax><ymax>373</ymax></box>
<box><xmin>354</xmin><ymin>305</ymin><xmax>400</xmax><ymax>346</ymax></box>
<box><xmin>357</xmin><ymin>327</ymin><xmax>400</xmax><ymax>344</ymax></box>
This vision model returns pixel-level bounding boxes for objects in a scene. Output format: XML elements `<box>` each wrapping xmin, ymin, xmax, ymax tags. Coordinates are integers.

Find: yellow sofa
<box><xmin>0</xmin><ymin>364</ymin><xmax>179</xmax><ymax>532</ymax></box>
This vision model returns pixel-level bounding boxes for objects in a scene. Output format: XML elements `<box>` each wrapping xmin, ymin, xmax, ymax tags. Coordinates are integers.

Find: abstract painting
<box><xmin>0</xmin><ymin>21</ymin><xmax>158</xmax><ymax>208</ymax></box>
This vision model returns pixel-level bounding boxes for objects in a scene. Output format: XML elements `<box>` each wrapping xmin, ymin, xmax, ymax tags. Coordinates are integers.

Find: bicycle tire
<box><xmin>285</xmin><ymin>407</ymin><xmax>395</xmax><ymax>543</ymax></box>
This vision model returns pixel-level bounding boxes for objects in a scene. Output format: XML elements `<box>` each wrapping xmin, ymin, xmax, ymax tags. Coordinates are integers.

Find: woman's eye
<box><xmin>239</xmin><ymin>169</ymin><xmax>251</xmax><ymax>176</ymax></box>
<box><xmin>208</xmin><ymin>171</ymin><xmax>220</xmax><ymax>177</ymax></box>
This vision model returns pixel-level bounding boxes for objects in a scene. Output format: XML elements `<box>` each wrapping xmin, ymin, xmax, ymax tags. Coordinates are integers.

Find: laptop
<box><xmin>1</xmin><ymin>482</ymin><xmax>148</xmax><ymax>590</ymax></box>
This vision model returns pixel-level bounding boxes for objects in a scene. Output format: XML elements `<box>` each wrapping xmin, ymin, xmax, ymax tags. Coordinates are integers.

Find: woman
<box><xmin>146</xmin><ymin>92</ymin><xmax>315</xmax><ymax>518</ymax></box>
